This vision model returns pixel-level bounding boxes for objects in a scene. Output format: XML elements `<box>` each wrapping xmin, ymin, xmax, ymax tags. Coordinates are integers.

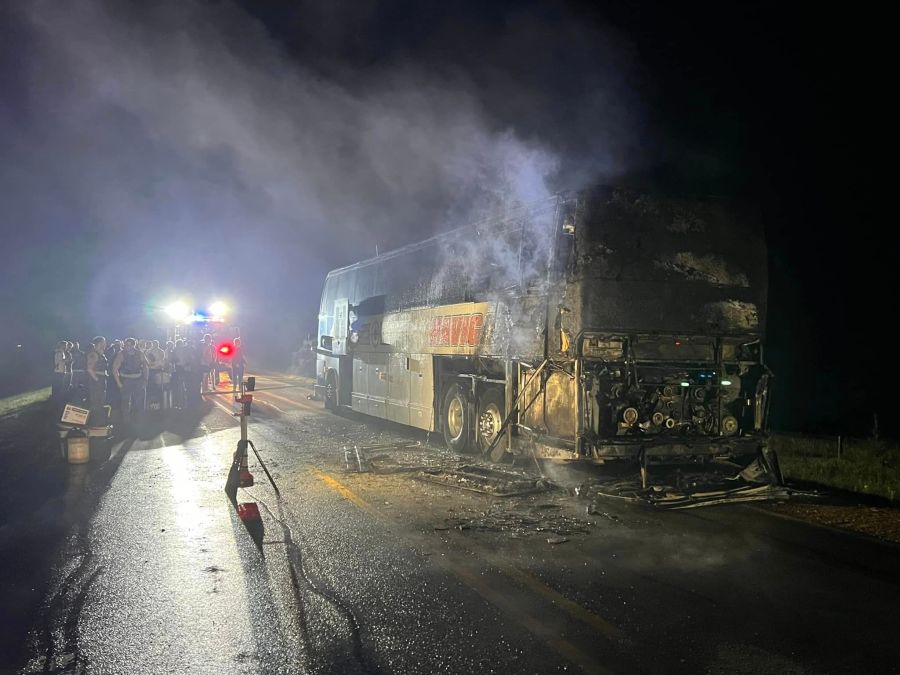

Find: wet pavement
<box><xmin>7</xmin><ymin>375</ymin><xmax>900</xmax><ymax>674</ymax></box>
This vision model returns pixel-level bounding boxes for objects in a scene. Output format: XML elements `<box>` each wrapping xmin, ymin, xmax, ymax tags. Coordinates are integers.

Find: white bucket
<box><xmin>67</xmin><ymin>436</ymin><xmax>90</xmax><ymax>464</ymax></box>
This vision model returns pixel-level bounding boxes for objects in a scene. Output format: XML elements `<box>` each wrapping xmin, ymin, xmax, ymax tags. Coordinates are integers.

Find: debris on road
<box><xmin>577</xmin><ymin>471</ymin><xmax>792</xmax><ymax>510</ymax></box>
<box><xmin>417</xmin><ymin>464</ymin><xmax>552</xmax><ymax>497</ymax></box>
<box><xmin>342</xmin><ymin>441</ymin><xmax>445</xmax><ymax>473</ymax></box>
<box><xmin>435</xmin><ymin>499</ymin><xmax>592</xmax><ymax>539</ymax></box>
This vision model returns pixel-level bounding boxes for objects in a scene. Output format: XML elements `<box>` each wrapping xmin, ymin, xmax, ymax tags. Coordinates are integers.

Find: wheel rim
<box><xmin>325</xmin><ymin>376</ymin><xmax>335</xmax><ymax>403</ymax></box>
<box><xmin>447</xmin><ymin>396</ymin><xmax>464</xmax><ymax>440</ymax></box>
<box><xmin>478</xmin><ymin>402</ymin><xmax>503</xmax><ymax>452</ymax></box>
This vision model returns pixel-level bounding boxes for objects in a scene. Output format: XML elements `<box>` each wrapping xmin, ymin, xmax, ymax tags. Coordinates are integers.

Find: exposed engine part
<box><xmin>587</xmin><ymin>334</ymin><xmax>768</xmax><ymax>442</ymax></box>
<box><xmin>722</xmin><ymin>415</ymin><xmax>738</xmax><ymax>436</ymax></box>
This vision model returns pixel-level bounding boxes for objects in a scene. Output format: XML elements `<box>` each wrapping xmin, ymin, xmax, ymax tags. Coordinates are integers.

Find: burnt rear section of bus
<box><xmin>543</xmin><ymin>187</ymin><xmax>771</xmax><ymax>470</ymax></box>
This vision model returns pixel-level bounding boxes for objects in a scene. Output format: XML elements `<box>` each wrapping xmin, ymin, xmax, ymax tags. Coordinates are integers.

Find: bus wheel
<box><xmin>324</xmin><ymin>371</ymin><xmax>337</xmax><ymax>411</ymax></box>
<box><xmin>441</xmin><ymin>383</ymin><xmax>474</xmax><ymax>454</ymax></box>
<box><xmin>477</xmin><ymin>388</ymin><xmax>507</xmax><ymax>461</ymax></box>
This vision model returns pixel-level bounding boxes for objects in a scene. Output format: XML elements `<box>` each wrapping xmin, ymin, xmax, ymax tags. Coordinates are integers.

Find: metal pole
<box><xmin>574</xmin><ymin>357</ymin><xmax>583</xmax><ymax>456</ymax></box>
<box><xmin>505</xmin><ymin>359</ymin><xmax>514</xmax><ymax>453</ymax></box>
<box><xmin>248</xmin><ymin>440</ymin><xmax>280</xmax><ymax>495</ymax></box>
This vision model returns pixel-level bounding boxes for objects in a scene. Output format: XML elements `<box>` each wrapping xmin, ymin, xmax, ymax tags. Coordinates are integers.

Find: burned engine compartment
<box><xmin>583</xmin><ymin>334</ymin><xmax>769</xmax><ymax>445</ymax></box>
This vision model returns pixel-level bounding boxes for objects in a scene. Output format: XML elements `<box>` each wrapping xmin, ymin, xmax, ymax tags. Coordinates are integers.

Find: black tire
<box><xmin>476</xmin><ymin>388</ymin><xmax>507</xmax><ymax>461</ymax></box>
<box><xmin>441</xmin><ymin>383</ymin><xmax>474</xmax><ymax>454</ymax></box>
<box><xmin>324</xmin><ymin>370</ymin><xmax>337</xmax><ymax>411</ymax></box>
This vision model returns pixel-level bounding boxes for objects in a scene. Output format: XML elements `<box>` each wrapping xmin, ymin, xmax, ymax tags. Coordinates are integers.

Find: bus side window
<box><xmin>321</xmin><ymin>276</ymin><xmax>336</xmax><ymax>315</ymax></box>
<box><xmin>354</xmin><ymin>265</ymin><xmax>375</xmax><ymax>306</ymax></box>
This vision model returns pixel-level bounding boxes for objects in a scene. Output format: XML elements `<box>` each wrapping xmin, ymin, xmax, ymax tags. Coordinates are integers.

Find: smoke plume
<box><xmin>1</xmin><ymin>0</ymin><xmax>644</xmax><ymax>361</ymax></box>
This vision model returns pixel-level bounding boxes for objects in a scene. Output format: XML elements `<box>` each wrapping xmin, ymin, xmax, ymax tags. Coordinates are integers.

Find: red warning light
<box><xmin>218</xmin><ymin>342</ymin><xmax>234</xmax><ymax>357</ymax></box>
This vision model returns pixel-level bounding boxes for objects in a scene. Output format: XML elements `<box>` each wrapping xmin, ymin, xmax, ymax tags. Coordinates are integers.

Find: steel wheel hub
<box><xmin>479</xmin><ymin>404</ymin><xmax>502</xmax><ymax>444</ymax></box>
<box><xmin>447</xmin><ymin>397</ymin><xmax>464</xmax><ymax>440</ymax></box>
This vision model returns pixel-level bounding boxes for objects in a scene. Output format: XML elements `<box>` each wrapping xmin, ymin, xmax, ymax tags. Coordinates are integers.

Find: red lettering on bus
<box><xmin>468</xmin><ymin>314</ymin><xmax>484</xmax><ymax>346</ymax></box>
<box><xmin>431</xmin><ymin>317</ymin><xmax>442</xmax><ymax>345</ymax></box>
<box><xmin>429</xmin><ymin>312</ymin><xmax>485</xmax><ymax>347</ymax></box>
<box><xmin>450</xmin><ymin>315</ymin><xmax>468</xmax><ymax>345</ymax></box>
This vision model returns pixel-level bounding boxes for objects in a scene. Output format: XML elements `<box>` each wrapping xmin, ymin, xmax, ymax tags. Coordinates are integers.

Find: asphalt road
<box><xmin>10</xmin><ymin>374</ymin><xmax>900</xmax><ymax>674</ymax></box>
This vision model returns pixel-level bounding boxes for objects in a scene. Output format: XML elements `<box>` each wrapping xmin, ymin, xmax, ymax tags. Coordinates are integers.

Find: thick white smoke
<box><xmin>17</xmin><ymin>1</ymin><xmax>557</xmax><ymax>258</ymax></box>
<box><xmin>3</xmin><ymin>0</ymin><xmax>641</xmax><ymax>359</ymax></box>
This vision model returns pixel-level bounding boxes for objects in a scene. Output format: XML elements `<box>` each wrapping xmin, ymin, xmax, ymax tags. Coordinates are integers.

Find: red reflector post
<box><xmin>237</xmin><ymin>502</ymin><xmax>260</xmax><ymax>521</ymax></box>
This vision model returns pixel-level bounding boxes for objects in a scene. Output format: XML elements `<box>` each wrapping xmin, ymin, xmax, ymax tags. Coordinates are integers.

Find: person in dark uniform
<box><xmin>231</xmin><ymin>337</ymin><xmax>245</xmax><ymax>392</ymax></box>
<box><xmin>112</xmin><ymin>338</ymin><xmax>148</xmax><ymax>426</ymax></box>
<box><xmin>85</xmin><ymin>336</ymin><xmax>109</xmax><ymax>425</ymax></box>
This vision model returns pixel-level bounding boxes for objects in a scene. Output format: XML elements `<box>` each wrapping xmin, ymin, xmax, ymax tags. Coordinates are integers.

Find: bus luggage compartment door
<box><xmin>352</xmin><ymin>355</ymin><xmax>367</xmax><ymax>414</ymax></box>
<box><xmin>407</xmin><ymin>355</ymin><xmax>434</xmax><ymax>431</ymax></box>
<box><xmin>387</xmin><ymin>353</ymin><xmax>410</xmax><ymax>426</ymax></box>
<box><xmin>366</xmin><ymin>352</ymin><xmax>388</xmax><ymax>419</ymax></box>
<box><xmin>338</xmin><ymin>356</ymin><xmax>352</xmax><ymax>407</ymax></box>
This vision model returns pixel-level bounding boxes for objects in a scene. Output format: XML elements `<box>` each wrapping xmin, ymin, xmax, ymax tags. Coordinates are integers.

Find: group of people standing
<box><xmin>53</xmin><ymin>334</ymin><xmax>245</xmax><ymax>427</ymax></box>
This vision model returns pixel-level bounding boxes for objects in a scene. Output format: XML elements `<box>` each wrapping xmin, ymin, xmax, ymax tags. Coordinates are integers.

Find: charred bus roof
<box><xmin>320</xmin><ymin>186</ymin><xmax>767</xmax><ymax>337</ymax></box>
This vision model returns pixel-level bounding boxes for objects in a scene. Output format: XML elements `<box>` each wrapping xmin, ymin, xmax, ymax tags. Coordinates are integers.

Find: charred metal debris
<box><xmin>576</xmin><ymin>456</ymin><xmax>792</xmax><ymax>510</ymax></box>
<box><xmin>417</xmin><ymin>464</ymin><xmax>552</xmax><ymax>497</ymax></box>
<box><xmin>341</xmin><ymin>439</ymin><xmax>794</xmax><ymax>510</ymax></box>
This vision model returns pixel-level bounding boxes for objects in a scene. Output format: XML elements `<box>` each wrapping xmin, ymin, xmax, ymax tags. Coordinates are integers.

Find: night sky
<box><xmin>0</xmin><ymin>1</ymin><xmax>883</xmax><ymax>435</ymax></box>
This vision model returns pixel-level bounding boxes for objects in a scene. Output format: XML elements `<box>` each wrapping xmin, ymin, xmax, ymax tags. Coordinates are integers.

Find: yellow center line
<box><xmin>310</xmin><ymin>467</ymin><xmax>624</xmax><ymax>672</ymax></box>
<box><xmin>310</xmin><ymin>468</ymin><xmax>383</xmax><ymax>516</ymax></box>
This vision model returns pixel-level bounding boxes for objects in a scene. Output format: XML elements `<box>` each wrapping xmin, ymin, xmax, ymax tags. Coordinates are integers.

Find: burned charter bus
<box><xmin>316</xmin><ymin>187</ymin><xmax>774</xmax><ymax>477</ymax></box>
